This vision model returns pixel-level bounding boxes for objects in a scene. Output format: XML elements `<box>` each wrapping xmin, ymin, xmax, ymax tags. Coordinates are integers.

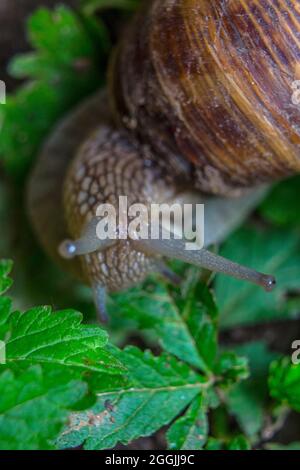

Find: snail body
<box><xmin>28</xmin><ymin>0</ymin><xmax>300</xmax><ymax>319</ymax></box>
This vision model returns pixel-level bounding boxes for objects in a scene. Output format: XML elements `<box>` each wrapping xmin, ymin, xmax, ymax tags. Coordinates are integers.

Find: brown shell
<box><xmin>110</xmin><ymin>0</ymin><xmax>300</xmax><ymax>195</ymax></box>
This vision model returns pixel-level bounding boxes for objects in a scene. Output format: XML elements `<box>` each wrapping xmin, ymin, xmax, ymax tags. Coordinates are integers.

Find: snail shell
<box><xmin>111</xmin><ymin>0</ymin><xmax>300</xmax><ymax>196</ymax></box>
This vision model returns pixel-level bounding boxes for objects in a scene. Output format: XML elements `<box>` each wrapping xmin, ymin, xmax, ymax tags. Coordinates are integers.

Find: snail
<box><xmin>27</xmin><ymin>0</ymin><xmax>300</xmax><ymax>321</ymax></box>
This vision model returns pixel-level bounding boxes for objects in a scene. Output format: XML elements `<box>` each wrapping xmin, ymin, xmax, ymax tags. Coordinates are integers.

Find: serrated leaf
<box><xmin>0</xmin><ymin>6</ymin><xmax>106</xmax><ymax>179</ymax></box>
<box><xmin>167</xmin><ymin>395</ymin><xmax>208</xmax><ymax>450</ymax></box>
<box><xmin>216</xmin><ymin>228</ymin><xmax>300</xmax><ymax>329</ymax></box>
<box><xmin>226</xmin><ymin>342</ymin><xmax>279</xmax><ymax>438</ymax></box>
<box><xmin>175</xmin><ymin>271</ymin><xmax>219</xmax><ymax>371</ymax></box>
<box><xmin>1</xmin><ymin>305</ymin><xmax>124</xmax><ymax>375</ymax></box>
<box><xmin>109</xmin><ymin>282</ymin><xmax>208</xmax><ymax>372</ymax></box>
<box><xmin>269</xmin><ymin>358</ymin><xmax>300</xmax><ymax>412</ymax></box>
<box><xmin>0</xmin><ymin>364</ymin><xmax>87</xmax><ymax>450</ymax></box>
<box><xmin>58</xmin><ymin>347</ymin><xmax>207</xmax><ymax>450</ymax></box>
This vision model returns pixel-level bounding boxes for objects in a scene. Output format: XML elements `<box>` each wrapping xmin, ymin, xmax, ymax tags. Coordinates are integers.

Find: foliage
<box><xmin>0</xmin><ymin>0</ymin><xmax>300</xmax><ymax>451</ymax></box>
<box><xmin>0</xmin><ymin>261</ymin><xmax>126</xmax><ymax>449</ymax></box>
<box><xmin>0</xmin><ymin>261</ymin><xmax>249</xmax><ymax>450</ymax></box>
<box><xmin>58</xmin><ymin>347</ymin><xmax>206</xmax><ymax>450</ymax></box>
<box><xmin>0</xmin><ymin>365</ymin><xmax>87</xmax><ymax>450</ymax></box>
<box><xmin>0</xmin><ymin>6</ymin><xmax>108</xmax><ymax>179</ymax></box>
<box><xmin>269</xmin><ymin>358</ymin><xmax>300</xmax><ymax>413</ymax></box>
<box><xmin>216</xmin><ymin>228</ymin><xmax>300</xmax><ymax>329</ymax></box>
<box><xmin>259</xmin><ymin>177</ymin><xmax>300</xmax><ymax>227</ymax></box>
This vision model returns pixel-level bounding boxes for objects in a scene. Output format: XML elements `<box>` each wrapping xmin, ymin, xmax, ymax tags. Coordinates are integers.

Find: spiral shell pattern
<box><xmin>111</xmin><ymin>0</ymin><xmax>300</xmax><ymax>195</ymax></box>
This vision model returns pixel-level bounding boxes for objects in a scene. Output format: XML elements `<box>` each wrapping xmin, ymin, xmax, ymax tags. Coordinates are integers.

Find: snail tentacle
<box><xmin>136</xmin><ymin>235</ymin><xmax>276</xmax><ymax>292</ymax></box>
<box><xmin>156</xmin><ymin>261</ymin><xmax>182</xmax><ymax>286</ymax></box>
<box><xmin>92</xmin><ymin>283</ymin><xmax>108</xmax><ymax>323</ymax></box>
<box><xmin>58</xmin><ymin>217</ymin><xmax>116</xmax><ymax>259</ymax></box>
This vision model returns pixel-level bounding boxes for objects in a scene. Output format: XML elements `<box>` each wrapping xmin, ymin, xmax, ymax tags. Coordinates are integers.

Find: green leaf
<box><xmin>205</xmin><ymin>438</ymin><xmax>223</xmax><ymax>450</ymax></box>
<box><xmin>269</xmin><ymin>358</ymin><xmax>300</xmax><ymax>412</ymax></box>
<box><xmin>0</xmin><ymin>6</ymin><xmax>106</xmax><ymax>179</ymax></box>
<box><xmin>0</xmin><ymin>364</ymin><xmax>87</xmax><ymax>450</ymax></box>
<box><xmin>167</xmin><ymin>395</ymin><xmax>208</xmax><ymax>450</ymax></box>
<box><xmin>205</xmin><ymin>435</ymin><xmax>251</xmax><ymax>451</ymax></box>
<box><xmin>215</xmin><ymin>351</ymin><xmax>249</xmax><ymax>386</ymax></box>
<box><xmin>109</xmin><ymin>281</ymin><xmax>209</xmax><ymax>372</ymax></box>
<box><xmin>226</xmin><ymin>342</ymin><xmax>279</xmax><ymax>438</ymax></box>
<box><xmin>176</xmin><ymin>271</ymin><xmax>219</xmax><ymax>371</ymax></box>
<box><xmin>216</xmin><ymin>227</ymin><xmax>300</xmax><ymax>329</ymax></box>
<box><xmin>226</xmin><ymin>436</ymin><xmax>251</xmax><ymax>450</ymax></box>
<box><xmin>1</xmin><ymin>305</ymin><xmax>124</xmax><ymax>375</ymax></box>
<box><xmin>259</xmin><ymin>176</ymin><xmax>300</xmax><ymax>227</ymax></box>
<box><xmin>58</xmin><ymin>347</ymin><xmax>207</xmax><ymax>450</ymax></box>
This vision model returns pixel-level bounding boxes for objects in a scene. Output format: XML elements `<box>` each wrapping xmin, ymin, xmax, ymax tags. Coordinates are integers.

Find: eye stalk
<box><xmin>59</xmin><ymin>222</ymin><xmax>276</xmax><ymax>323</ymax></box>
<box><xmin>262</xmin><ymin>276</ymin><xmax>277</xmax><ymax>292</ymax></box>
<box><xmin>135</xmin><ymin>235</ymin><xmax>276</xmax><ymax>293</ymax></box>
<box><xmin>58</xmin><ymin>217</ymin><xmax>116</xmax><ymax>259</ymax></box>
<box><xmin>58</xmin><ymin>240</ymin><xmax>77</xmax><ymax>259</ymax></box>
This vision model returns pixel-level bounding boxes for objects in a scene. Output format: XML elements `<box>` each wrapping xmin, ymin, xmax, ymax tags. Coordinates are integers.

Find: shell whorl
<box><xmin>111</xmin><ymin>0</ymin><xmax>300</xmax><ymax>195</ymax></box>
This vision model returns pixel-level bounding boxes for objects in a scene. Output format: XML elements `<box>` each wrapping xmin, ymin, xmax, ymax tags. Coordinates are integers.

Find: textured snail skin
<box><xmin>63</xmin><ymin>118</ymin><xmax>177</xmax><ymax>292</ymax></box>
<box><xmin>28</xmin><ymin>92</ymin><xmax>178</xmax><ymax>291</ymax></box>
<box><xmin>111</xmin><ymin>0</ymin><xmax>300</xmax><ymax>196</ymax></box>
